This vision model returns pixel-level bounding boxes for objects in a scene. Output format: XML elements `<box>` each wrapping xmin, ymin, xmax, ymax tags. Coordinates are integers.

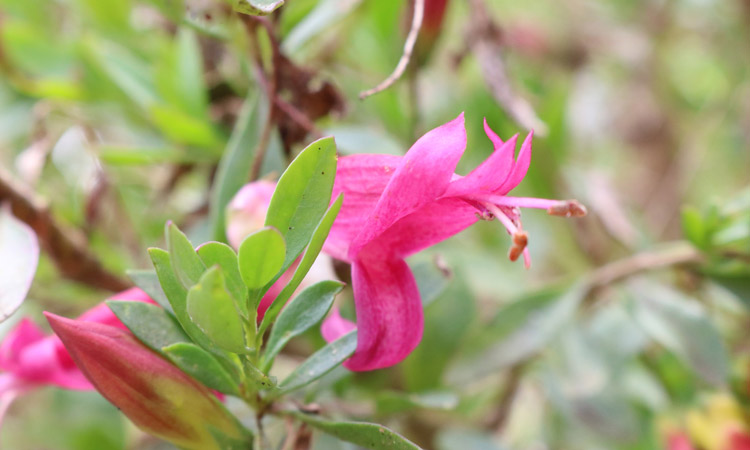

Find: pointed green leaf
<box><xmin>166</xmin><ymin>222</ymin><xmax>206</xmax><ymax>288</ymax></box>
<box><xmin>163</xmin><ymin>342</ymin><xmax>240</xmax><ymax>395</ymax></box>
<box><xmin>263</xmin><ymin>280</ymin><xmax>343</xmax><ymax>368</ymax></box>
<box><xmin>289</xmin><ymin>411</ymin><xmax>422</xmax><ymax>450</ymax></box>
<box><xmin>259</xmin><ymin>194</ymin><xmax>342</xmax><ymax>335</ymax></box>
<box><xmin>238</xmin><ymin>227</ymin><xmax>286</xmax><ymax>290</ymax></box>
<box><xmin>279</xmin><ymin>330</ymin><xmax>356</xmax><ymax>393</ymax></box>
<box><xmin>187</xmin><ymin>267</ymin><xmax>248</xmax><ymax>354</ymax></box>
<box><xmin>198</xmin><ymin>242</ymin><xmax>248</xmax><ymax>317</ymax></box>
<box><xmin>107</xmin><ymin>301</ymin><xmax>190</xmax><ymax>352</ymax></box>
<box><xmin>149</xmin><ymin>248</ymin><xmax>216</xmax><ymax>351</ymax></box>
<box><xmin>126</xmin><ymin>269</ymin><xmax>172</xmax><ymax>312</ymax></box>
<box><xmin>209</xmin><ymin>91</ymin><xmax>267</xmax><ymax>242</ymax></box>
<box><xmin>265</xmin><ymin>137</ymin><xmax>337</xmax><ymax>271</ymax></box>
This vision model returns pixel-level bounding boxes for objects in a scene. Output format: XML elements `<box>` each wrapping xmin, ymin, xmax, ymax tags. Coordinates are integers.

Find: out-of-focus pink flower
<box><xmin>45</xmin><ymin>313</ymin><xmax>249</xmax><ymax>450</ymax></box>
<box><xmin>0</xmin><ymin>288</ymin><xmax>154</xmax><ymax>420</ymax></box>
<box><xmin>665</xmin><ymin>431</ymin><xmax>696</xmax><ymax>450</ymax></box>
<box><xmin>321</xmin><ymin>113</ymin><xmax>586</xmax><ymax>371</ymax></box>
<box><xmin>226</xmin><ymin>180</ymin><xmax>276</xmax><ymax>250</ymax></box>
<box><xmin>226</xmin><ymin>181</ymin><xmax>337</xmax><ymax>322</ymax></box>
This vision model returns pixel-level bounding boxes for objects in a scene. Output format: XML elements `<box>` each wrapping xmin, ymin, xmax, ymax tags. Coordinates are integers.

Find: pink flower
<box><xmin>0</xmin><ymin>288</ymin><xmax>154</xmax><ymax>420</ymax></box>
<box><xmin>321</xmin><ymin>113</ymin><xmax>586</xmax><ymax>371</ymax></box>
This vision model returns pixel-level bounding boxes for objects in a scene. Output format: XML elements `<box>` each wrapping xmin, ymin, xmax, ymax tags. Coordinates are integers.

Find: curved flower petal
<box><xmin>350</xmin><ymin>113</ymin><xmax>467</xmax><ymax>257</ymax></box>
<box><xmin>0</xmin><ymin>319</ymin><xmax>45</xmax><ymax>371</ymax></box>
<box><xmin>321</xmin><ymin>308</ymin><xmax>356</xmax><ymax>342</ymax></box>
<box><xmin>370</xmin><ymin>197</ymin><xmax>479</xmax><ymax>258</ymax></box>
<box><xmin>345</xmin><ymin>251</ymin><xmax>422</xmax><ymax>371</ymax></box>
<box><xmin>445</xmin><ymin>134</ymin><xmax>518</xmax><ymax>197</ymax></box>
<box><xmin>325</xmin><ymin>154</ymin><xmax>400</xmax><ymax>261</ymax></box>
<box><xmin>496</xmin><ymin>131</ymin><xmax>533</xmax><ymax>194</ymax></box>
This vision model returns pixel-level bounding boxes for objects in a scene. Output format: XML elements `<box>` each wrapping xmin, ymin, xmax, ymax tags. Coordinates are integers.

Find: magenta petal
<box><xmin>17</xmin><ymin>338</ymin><xmax>91</xmax><ymax>389</ymax></box>
<box><xmin>496</xmin><ymin>131</ymin><xmax>533</xmax><ymax>194</ymax></box>
<box><xmin>320</xmin><ymin>308</ymin><xmax>357</xmax><ymax>343</ymax></box>
<box><xmin>483</xmin><ymin>117</ymin><xmax>504</xmax><ymax>147</ymax></box>
<box><xmin>325</xmin><ymin>154</ymin><xmax>400</xmax><ymax>261</ymax></box>
<box><xmin>445</xmin><ymin>134</ymin><xmax>518</xmax><ymax>197</ymax></box>
<box><xmin>345</xmin><ymin>252</ymin><xmax>423</xmax><ymax>371</ymax></box>
<box><xmin>349</xmin><ymin>114</ymin><xmax>467</xmax><ymax>257</ymax></box>
<box><xmin>370</xmin><ymin>198</ymin><xmax>479</xmax><ymax>258</ymax></box>
<box><xmin>0</xmin><ymin>319</ymin><xmax>45</xmax><ymax>371</ymax></box>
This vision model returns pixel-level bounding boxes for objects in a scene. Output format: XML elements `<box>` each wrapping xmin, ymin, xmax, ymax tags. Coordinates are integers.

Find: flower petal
<box><xmin>369</xmin><ymin>197</ymin><xmax>479</xmax><ymax>258</ymax></box>
<box><xmin>496</xmin><ymin>131</ymin><xmax>533</xmax><ymax>194</ymax></box>
<box><xmin>324</xmin><ymin>154</ymin><xmax>400</xmax><ymax>261</ymax></box>
<box><xmin>344</xmin><ymin>251</ymin><xmax>423</xmax><ymax>371</ymax></box>
<box><xmin>320</xmin><ymin>308</ymin><xmax>356</xmax><ymax>342</ymax></box>
<box><xmin>444</xmin><ymin>133</ymin><xmax>518</xmax><ymax>197</ymax></box>
<box><xmin>0</xmin><ymin>319</ymin><xmax>45</xmax><ymax>372</ymax></box>
<box><xmin>349</xmin><ymin>113</ymin><xmax>467</xmax><ymax>257</ymax></box>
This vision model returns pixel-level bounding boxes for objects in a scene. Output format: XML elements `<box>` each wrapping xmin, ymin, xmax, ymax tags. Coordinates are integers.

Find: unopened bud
<box><xmin>45</xmin><ymin>313</ymin><xmax>251</xmax><ymax>450</ymax></box>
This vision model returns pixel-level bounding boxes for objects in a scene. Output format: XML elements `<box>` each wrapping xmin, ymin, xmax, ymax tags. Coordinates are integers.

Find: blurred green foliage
<box><xmin>1</xmin><ymin>0</ymin><xmax>750</xmax><ymax>448</ymax></box>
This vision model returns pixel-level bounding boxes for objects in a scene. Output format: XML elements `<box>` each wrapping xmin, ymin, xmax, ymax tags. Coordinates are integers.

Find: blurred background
<box><xmin>0</xmin><ymin>0</ymin><xmax>749</xmax><ymax>448</ymax></box>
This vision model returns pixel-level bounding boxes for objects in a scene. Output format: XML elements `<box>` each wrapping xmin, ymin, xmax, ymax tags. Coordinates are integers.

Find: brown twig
<box><xmin>584</xmin><ymin>241</ymin><xmax>703</xmax><ymax>297</ymax></box>
<box><xmin>0</xmin><ymin>167</ymin><xmax>131</xmax><ymax>292</ymax></box>
<box><xmin>359</xmin><ymin>0</ymin><xmax>425</xmax><ymax>99</ymax></box>
<box><xmin>485</xmin><ymin>360</ymin><xmax>529</xmax><ymax>433</ymax></box>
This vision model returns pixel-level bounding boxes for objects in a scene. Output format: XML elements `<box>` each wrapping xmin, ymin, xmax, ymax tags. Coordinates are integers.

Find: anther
<box><xmin>508</xmin><ymin>230</ymin><xmax>528</xmax><ymax>262</ymax></box>
<box><xmin>547</xmin><ymin>200</ymin><xmax>587</xmax><ymax>217</ymax></box>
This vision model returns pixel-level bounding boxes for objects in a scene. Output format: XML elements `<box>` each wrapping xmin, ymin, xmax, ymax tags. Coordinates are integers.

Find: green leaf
<box><xmin>238</xmin><ymin>227</ymin><xmax>286</xmax><ymax>290</ymax></box>
<box><xmin>197</xmin><ymin>242</ymin><xmax>248</xmax><ymax>317</ymax></box>
<box><xmin>209</xmin><ymin>91</ymin><xmax>268</xmax><ymax>242</ymax></box>
<box><xmin>0</xmin><ymin>206</ymin><xmax>38</xmax><ymax>322</ymax></box>
<box><xmin>149</xmin><ymin>248</ymin><xmax>216</xmax><ymax>351</ymax></box>
<box><xmin>630</xmin><ymin>281</ymin><xmax>729</xmax><ymax>387</ymax></box>
<box><xmin>166</xmin><ymin>222</ymin><xmax>206</xmax><ymax>288</ymax></box>
<box><xmin>98</xmin><ymin>145</ymin><xmax>187</xmax><ymax>166</ymax></box>
<box><xmin>263</xmin><ymin>280</ymin><xmax>343</xmax><ymax>368</ymax></box>
<box><xmin>230</xmin><ymin>0</ymin><xmax>284</xmax><ymax>15</ymax></box>
<box><xmin>126</xmin><ymin>270</ymin><xmax>172</xmax><ymax>312</ymax></box>
<box><xmin>162</xmin><ymin>342</ymin><xmax>240</xmax><ymax>395</ymax></box>
<box><xmin>447</xmin><ymin>285</ymin><xmax>583</xmax><ymax>383</ymax></box>
<box><xmin>187</xmin><ymin>267</ymin><xmax>248</xmax><ymax>354</ymax></box>
<box><xmin>259</xmin><ymin>194</ymin><xmax>342</xmax><ymax>335</ymax></box>
<box><xmin>107</xmin><ymin>301</ymin><xmax>190</xmax><ymax>352</ymax></box>
<box><xmin>279</xmin><ymin>330</ymin><xmax>356</xmax><ymax>393</ymax></box>
<box><xmin>289</xmin><ymin>411</ymin><xmax>422</xmax><ymax>450</ymax></box>
<box><xmin>681</xmin><ymin>206</ymin><xmax>708</xmax><ymax>249</ymax></box>
<box><xmin>264</xmin><ymin>137</ymin><xmax>337</xmax><ymax>271</ymax></box>
<box><xmin>154</xmin><ymin>28</ymin><xmax>208</xmax><ymax>119</ymax></box>
<box><xmin>150</xmin><ymin>104</ymin><xmax>222</xmax><ymax>150</ymax></box>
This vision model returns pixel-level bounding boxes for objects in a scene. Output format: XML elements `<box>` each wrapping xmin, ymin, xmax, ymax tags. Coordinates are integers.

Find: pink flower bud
<box><xmin>226</xmin><ymin>180</ymin><xmax>276</xmax><ymax>249</ymax></box>
<box><xmin>45</xmin><ymin>313</ymin><xmax>250</xmax><ymax>450</ymax></box>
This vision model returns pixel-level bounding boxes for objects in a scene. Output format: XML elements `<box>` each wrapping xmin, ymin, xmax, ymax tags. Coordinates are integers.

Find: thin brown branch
<box><xmin>359</xmin><ymin>0</ymin><xmax>424</xmax><ymax>99</ymax></box>
<box><xmin>584</xmin><ymin>241</ymin><xmax>703</xmax><ymax>296</ymax></box>
<box><xmin>0</xmin><ymin>167</ymin><xmax>131</xmax><ymax>292</ymax></box>
<box><xmin>485</xmin><ymin>359</ymin><xmax>528</xmax><ymax>433</ymax></box>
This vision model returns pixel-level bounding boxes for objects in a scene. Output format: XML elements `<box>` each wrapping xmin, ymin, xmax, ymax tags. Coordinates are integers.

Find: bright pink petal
<box><xmin>0</xmin><ymin>319</ymin><xmax>45</xmax><ymax>371</ymax></box>
<box><xmin>77</xmin><ymin>288</ymin><xmax>154</xmax><ymax>328</ymax></box>
<box><xmin>325</xmin><ymin>154</ymin><xmax>400</xmax><ymax>261</ymax></box>
<box><xmin>321</xmin><ymin>308</ymin><xmax>356</xmax><ymax>342</ymax></box>
<box><xmin>349</xmin><ymin>114</ymin><xmax>467</xmax><ymax>257</ymax></box>
<box><xmin>16</xmin><ymin>338</ymin><xmax>91</xmax><ymax>390</ymax></box>
<box><xmin>445</xmin><ymin>134</ymin><xmax>518</xmax><ymax>197</ymax></box>
<box><xmin>496</xmin><ymin>131</ymin><xmax>533</xmax><ymax>194</ymax></box>
<box><xmin>369</xmin><ymin>197</ymin><xmax>479</xmax><ymax>258</ymax></box>
<box><xmin>344</xmin><ymin>251</ymin><xmax>423</xmax><ymax>371</ymax></box>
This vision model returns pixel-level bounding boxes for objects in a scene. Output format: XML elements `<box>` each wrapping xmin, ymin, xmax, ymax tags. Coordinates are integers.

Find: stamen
<box><xmin>508</xmin><ymin>230</ymin><xmax>528</xmax><ymax>262</ymax></box>
<box><xmin>547</xmin><ymin>200</ymin><xmax>587</xmax><ymax>217</ymax></box>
